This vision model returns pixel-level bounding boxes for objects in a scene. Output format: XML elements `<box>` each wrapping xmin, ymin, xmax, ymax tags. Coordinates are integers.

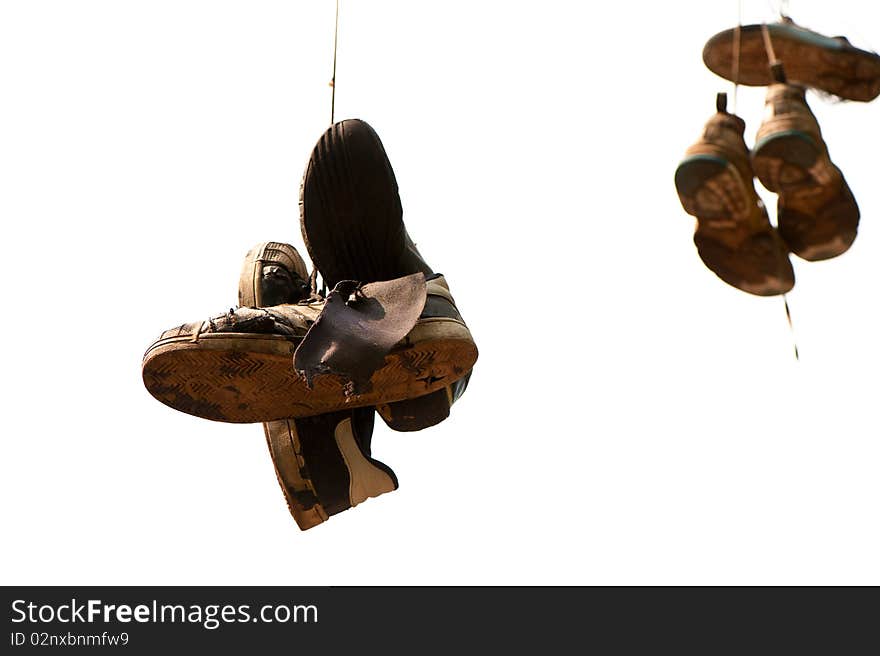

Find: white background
<box><xmin>1</xmin><ymin>0</ymin><xmax>878</xmax><ymax>585</ymax></box>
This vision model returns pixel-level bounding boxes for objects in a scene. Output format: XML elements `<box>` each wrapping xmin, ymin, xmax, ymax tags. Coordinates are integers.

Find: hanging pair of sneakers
<box><xmin>142</xmin><ymin>119</ymin><xmax>477</xmax><ymax>529</ymax></box>
<box><xmin>674</xmin><ymin>17</ymin><xmax>879</xmax><ymax>295</ymax></box>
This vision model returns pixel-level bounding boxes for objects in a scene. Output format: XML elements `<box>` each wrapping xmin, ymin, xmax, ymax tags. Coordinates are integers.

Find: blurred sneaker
<box><xmin>703</xmin><ymin>18</ymin><xmax>880</xmax><ymax>102</ymax></box>
<box><xmin>675</xmin><ymin>93</ymin><xmax>794</xmax><ymax>296</ymax></box>
<box><xmin>752</xmin><ymin>81</ymin><xmax>859</xmax><ymax>260</ymax></box>
<box><xmin>300</xmin><ymin>118</ymin><xmax>476</xmax><ymax>430</ymax></box>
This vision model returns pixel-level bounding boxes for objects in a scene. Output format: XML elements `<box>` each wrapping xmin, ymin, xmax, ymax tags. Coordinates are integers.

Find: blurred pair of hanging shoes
<box><xmin>142</xmin><ymin>119</ymin><xmax>477</xmax><ymax>529</ymax></box>
<box><xmin>674</xmin><ymin>16</ymin><xmax>870</xmax><ymax>295</ymax></box>
<box><xmin>675</xmin><ymin>83</ymin><xmax>859</xmax><ymax>295</ymax></box>
<box><xmin>675</xmin><ymin>91</ymin><xmax>794</xmax><ymax>296</ymax></box>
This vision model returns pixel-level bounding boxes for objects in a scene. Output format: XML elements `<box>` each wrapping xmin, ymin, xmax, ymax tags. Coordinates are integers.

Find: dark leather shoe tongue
<box><xmin>294</xmin><ymin>273</ymin><xmax>427</xmax><ymax>394</ymax></box>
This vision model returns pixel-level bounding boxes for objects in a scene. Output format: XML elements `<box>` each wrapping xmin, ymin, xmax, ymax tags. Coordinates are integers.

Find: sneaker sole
<box><xmin>676</xmin><ymin>155</ymin><xmax>795</xmax><ymax>295</ymax></box>
<box><xmin>263</xmin><ymin>419</ymin><xmax>329</xmax><ymax>530</ymax></box>
<box><xmin>142</xmin><ymin>318</ymin><xmax>477</xmax><ymax>423</ymax></box>
<box><xmin>703</xmin><ymin>23</ymin><xmax>880</xmax><ymax>102</ymax></box>
<box><xmin>753</xmin><ymin>131</ymin><xmax>859</xmax><ymax>260</ymax></box>
<box><xmin>693</xmin><ymin>227</ymin><xmax>794</xmax><ymax>296</ymax></box>
<box><xmin>300</xmin><ymin>119</ymin><xmax>407</xmax><ymax>288</ymax></box>
<box><xmin>752</xmin><ymin>130</ymin><xmax>820</xmax><ymax>192</ymax></box>
<box><xmin>675</xmin><ymin>154</ymin><xmax>751</xmax><ymax>222</ymax></box>
<box><xmin>777</xmin><ymin>184</ymin><xmax>859</xmax><ymax>261</ymax></box>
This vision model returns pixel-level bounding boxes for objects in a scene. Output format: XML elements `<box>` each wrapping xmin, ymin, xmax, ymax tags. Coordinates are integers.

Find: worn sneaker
<box><xmin>142</xmin><ymin>277</ymin><xmax>475</xmax><ymax>423</ymax></box>
<box><xmin>300</xmin><ymin>118</ymin><xmax>476</xmax><ymax>430</ymax></box>
<box><xmin>702</xmin><ymin>18</ymin><xmax>880</xmax><ymax>102</ymax></box>
<box><xmin>675</xmin><ymin>93</ymin><xmax>795</xmax><ymax>296</ymax></box>
<box><xmin>264</xmin><ymin>409</ymin><xmax>397</xmax><ymax>530</ymax></box>
<box><xmin>752</xmin><ymin>82</ymin><xmax>860</xmax><ymax>260</ymax></box>
<box><xmin>238</xmin><ymin>241</ymin><xmax>311</xmax><ymax>307</ymax></box>
<box><xmin>236</xmin><ymin>242</ymin><xmax>398</xmax><ymax>530</ymax></box>
<box><xmin>375</xmin><ymin>275</ymin><xmax>472</xmax><ymax>431</ymax></box>
<box><xmin>300</xmin><ymin>119</ymin><xmax>432</xmax><ymax>289</ymax></box>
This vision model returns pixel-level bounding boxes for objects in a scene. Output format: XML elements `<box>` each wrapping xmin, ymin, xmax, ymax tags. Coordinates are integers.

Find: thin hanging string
<box><xmin>760</xmin><ymin>22</ymin><xmax>779</xmax><ymax>65</ymax></box>
<box><xmin>731</xmin><ymin>0</ymin><xmax>742</xmax><ymax>113</ymax></box>
<box><xmin>765</xmin><ymin>0</ymin><xmax>787</xmax><ymax>19</ymax></box>
<box><xmin>330</xmin><ymin>0</ymin><xmax>340</xmax><ymax>125</ymax></box>
<box><xmin>306</xmin><ymin>267</ymin><xmax>328</xmax><ymax>301</ymax></box>
<box><xmin>779</xmin><ymin>0</ymin><xmax>789</xmax><ymax>18</ymax></box>
<box><xmin>757</xmin><ymin>22</ymin><xmax>800</xmax><ymax>361</ymax></box>
<box><xmin>782</xmin><ymin>295</ymin><xmax>799</xmax><ymax>360</ymax></box>
<box><xmin>304</xmin><ymin>0</ymin><xmax>341</xmax><ymax>302</ymax></box>
<box><xmin>309</xmin><ymin>268</ymin><xmax>319</xmax><ymax>297</ymax></box>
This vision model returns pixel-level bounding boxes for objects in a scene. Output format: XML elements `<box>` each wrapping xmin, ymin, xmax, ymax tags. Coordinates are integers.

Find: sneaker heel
<box><xmin>675</xmin><ymin>155</ymin><xmax>746</xmax><ymax>221</ymax></box>
<box><xmin>752</xmin><ymin>131</ymin><xmax>819</xmax><ymax>192</ymax></box>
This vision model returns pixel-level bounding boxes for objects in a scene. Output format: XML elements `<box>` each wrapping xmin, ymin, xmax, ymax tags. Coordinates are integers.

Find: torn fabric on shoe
<box><xmin>293</xmin><ymin>273</ymin><xmax>427</xmax><ymax>395</ymax></box>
